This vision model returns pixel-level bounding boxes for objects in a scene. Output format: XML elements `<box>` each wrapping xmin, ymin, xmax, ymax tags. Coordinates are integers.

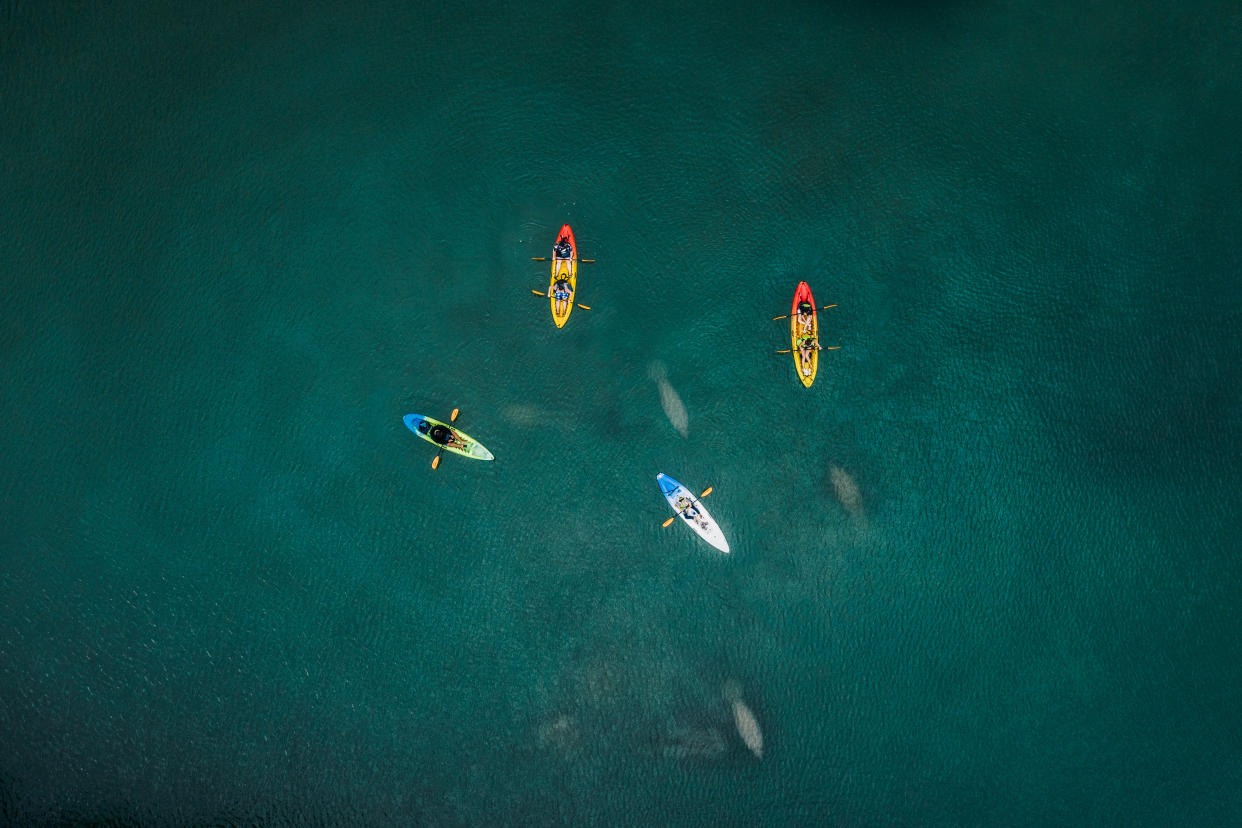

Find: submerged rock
<box><xmin>537</xmin><ymin>713</ymin><xmax>580</xmax><ymax>754</ymax></box>
<box><xmin>500</xmin><ymin>402</ymin><xmax>548</xmax><ymax>428</ymax></box>
<box><xmin>829</xmin><ymin>465</ymin><xmax>864</xmax><ymax>520</ymax></box>
<box><xmin>648</xmin><ymin>360</ymin><xmax>689</xmax><ymax>437</ymax></box>
<box><xmin>724</xmin><ymin>680</ymin><xmax>764</xmax><ymax>759</ymax></box>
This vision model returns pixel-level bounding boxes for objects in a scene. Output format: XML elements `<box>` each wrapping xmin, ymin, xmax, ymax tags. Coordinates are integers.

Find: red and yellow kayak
<box><xmin>790</xmin><ymin>281</ymin><xmax>818</xmax><ymax>387</ymax></box>
<box><xmin>548</xmin><ymin>224</ymin><xmax>577</xmax><ymax>328</ymax></box>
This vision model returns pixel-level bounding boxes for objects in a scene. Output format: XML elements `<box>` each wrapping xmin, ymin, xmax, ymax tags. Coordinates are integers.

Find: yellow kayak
<box><xmin>790</xmin><ymin>281</ymin><xmax>818</xmax><ymax>387</ymax></box>
<box><xmin>548</xmin><ymin>224</ymin><xmax>577</xmax><ymax>328</ymax></box>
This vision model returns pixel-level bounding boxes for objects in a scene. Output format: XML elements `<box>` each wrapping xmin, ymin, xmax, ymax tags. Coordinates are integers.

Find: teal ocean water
<box><xmin>3</xmin><ymin>0</ymin><xmax>1241</xmax><ymax>824</ymax></box>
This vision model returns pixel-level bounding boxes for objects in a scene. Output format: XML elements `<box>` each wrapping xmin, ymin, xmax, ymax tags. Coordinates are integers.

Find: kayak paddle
<box><xmin>661</xmin><ymin>486</ymin><xmax>713</xmax><ymax>527</ymax></box>
<box><xmin>431</xmin><ymin>408</ymin><xmax>460</xmax><ymax>470</ymax></box>
<box><xmin>771</xmin><ymin>304</ymin><xmax>837</xmax><ymax>321</ymax></box>
<box><xmin>532</xmin><ymin>289</ymin><xmax>591</xmax><ymax>310</ymax></box>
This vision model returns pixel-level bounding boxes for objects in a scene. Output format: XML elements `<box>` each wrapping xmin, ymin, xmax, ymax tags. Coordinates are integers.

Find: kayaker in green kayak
<box><xmin>419</xmin><ymin>419</ymin><xmax>468</xmax><ymax>451</ymax></box>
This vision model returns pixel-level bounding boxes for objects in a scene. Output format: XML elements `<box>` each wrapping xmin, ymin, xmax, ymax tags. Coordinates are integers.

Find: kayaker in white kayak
<box><xmin>675</xmin><ymin>495</ymin><xmax>709</xmax><ymax>529</ymax></box>
<box><xmin>548</xmin><ymin>276</ymin><xmax>573</xmax><ymax>317</ymax></box>
<box><xmin>797</xmin><ymin>334</ymin><xmax>822</xmax><ymax>376</ymax></box>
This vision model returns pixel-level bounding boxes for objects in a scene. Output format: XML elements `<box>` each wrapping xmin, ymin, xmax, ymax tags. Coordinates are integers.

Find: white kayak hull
<box><xmin>656</xmin><ymin>473</ymin><xmax>729</xmax><ymax>553</ymax></box>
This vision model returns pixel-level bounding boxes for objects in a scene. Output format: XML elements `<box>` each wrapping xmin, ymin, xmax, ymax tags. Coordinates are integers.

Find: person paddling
<box><xmin>552</xmin><ymin>234</ymin><xmax>574</xmax><ymax>277</ymax></box>
<box><xmin>421</xmin><ymin>420</ymin><xmax>468</xmax><ymax>451</ymax></box>
<box><xmin>548</xmin><ymin>275</ymin><xmax>573</xmax><ymax>317</ymax></box>
<box><xmin>675</xmin><ymin>495</ymin><xmax>708</xmax><ymax>529</ymax></box>
<box><xmin>797</xmin><ymin>334</ymin><xmax>822</xmax><ymax>376</ymax></box>
<box><xmin>795</xmin><ymin>301</ymin><xmax>815</xmax><ymax>335</ymax></box>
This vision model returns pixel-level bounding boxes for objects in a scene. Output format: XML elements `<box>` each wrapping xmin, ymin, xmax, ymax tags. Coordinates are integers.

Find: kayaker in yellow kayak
<box><xmin>797</xmin><ymin>334</ymin><xmax>823</xmax><ymax>376</ymax></box>
<box><xmin>796</xmin><ymin>301</ymin><xmax>815</xmax><ymax>334</ymax></box>
<box><xmin>548</xmin><ymin>275</ymin><xmax>573</xmax><ymax>317</ymax></box>
<box><xmin>552</xmin><ymin>234</ymin><xmax>574</xmax><ymax>277</ymax></box>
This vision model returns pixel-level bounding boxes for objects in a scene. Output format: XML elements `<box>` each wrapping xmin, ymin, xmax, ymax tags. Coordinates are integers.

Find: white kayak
<box><xmin>656</xmin><ymin>473</ymin><xmax>730</xmax><ymax>553</ymax></box>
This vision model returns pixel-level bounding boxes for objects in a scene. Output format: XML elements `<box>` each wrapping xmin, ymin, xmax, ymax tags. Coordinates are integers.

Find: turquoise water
<box><xmin>3</xmin><ymin>0</ymin><xmax>1241</xmax><ymax>824</ymax></box>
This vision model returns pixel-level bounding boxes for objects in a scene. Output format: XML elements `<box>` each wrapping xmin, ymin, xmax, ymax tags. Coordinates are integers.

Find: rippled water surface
<box><xmin>2</xmin><ymin>0</ymin><xmax>1241</xmax><ymax>824</ymax></box>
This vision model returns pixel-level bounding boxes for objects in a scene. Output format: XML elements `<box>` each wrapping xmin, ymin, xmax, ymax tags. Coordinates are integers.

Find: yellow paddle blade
<box><xmin>576</xmin><ymin>304</ymin><xmax>591</xmax><ymax>310</ymax></box>
<box><xmin>450</xmin><ymin>408</ymin><xmax>459</xmax><ymax>422</ymax></box>
<box><xmin>825</xmin><ymin>346</ymin><xmax>841</xmax><ymax>350</ymax></box>
<box><xmin>700</xmin><ymin>487</ymin><xmax>713</xmax><ymax>498</ymax></box>
<box><xmin>662</xmin><ymin>516</ymin><xmax>677</xmax><ymax>528</ymax></box>
<box><xmin>431</xmin><ymin>455</ymin><xmax>440</xmax><ymax>469</ymax></box>
<box><xmin>822</xmin><ymin>304</ymin><xmax>837</xmax><ymax>310</ymax></box>
<box><xmin>771</xmin><ymin>315</ymin><xmax>788</xmax><ymax>321</ymax></box>
<box><xmin>531</xmin><ymin>289</ymin><xmax>545</xmax><ymax>296</ymax></box>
